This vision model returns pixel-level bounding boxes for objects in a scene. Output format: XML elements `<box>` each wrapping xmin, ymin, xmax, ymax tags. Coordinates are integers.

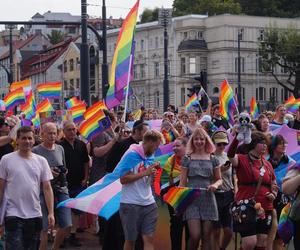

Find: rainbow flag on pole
<box><xmin>163</xmin><ymin>186</ymin><xmax>202</xmax><ymax>214</ymax></box>
<box><xmin>65</xmin><ymin>97</ymin><xmax>84</xmax><ymax>109</ymax></box>
<box><xmin>37</xmin><ymin>82</ymin><xmax>62</xmax><ymax>99</ymax></box>
<box><xmin>84</xmin><ymin>100</ymin><xmax>107</xmax><ymax>120</ymax></box>
<box><xmin>36</xmin><ymin>98</ymin><xmax>54</xmax><ymax>113</ymax></box>
<box><xmin>10</xmin><ymin>79</ymin><xmax>31</xmax><ymax>94</ymax></box>
<box><xmin>184</xmin><ymin>93</ymin><xmax>199</xmax><ymax>110</ymax></box>
<box><xmin>105</xmin><ymin>0</ymin><xmax>139</xmax><ymax>109</ymax></box>
<box><xmin>20</xmin><ymin>90</ymin><xmax>36</xmax><ymax>119</ymax></box>
<box><xmin>69</xmin><ymin>103</ymin><xmax>86</xmax><ymax>123</ymax></box>
<box><xmin>284</xmin><ymin>95</ymin><xmax>300</xmax><ymax>113</ymax></box>
<box><xmin>250</xmin><ymin>96</ymin><xmax>259</xmax><ymax>119</ymax></box>
<box><xmin>4</xmin><ymin>88</ymin><xmax>25</xmax><ymax>110</ymax></box>
<box><xmin>219</xmin><ymin>79</ymin><xmax>237</xmax><ymax>125</ymax></box>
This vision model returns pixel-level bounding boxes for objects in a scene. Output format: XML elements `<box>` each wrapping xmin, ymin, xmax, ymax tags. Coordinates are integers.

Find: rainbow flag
<box><xmin>289</xmin><ymin>99</ymin><xmax>300</xmax><ymax>113</ymax></box>
<box><xmin>32</xmin><ymin>113</ymin><xmax>40</xmax><ymax>128</ymax></box>
<box><xmin>70</xmin><ymin>103</ymin><xmax>86</xmax><ymax>123</ymax></box>
<box><xmin>4</xmin><ymin>87</ymin><xmax>25</xmax><ymax>110</ymax></box>
<box><xmin>58</xmin><ymin>143</ymin><xmax>173</xmax><ymax>219</ymax></box>
<box><xmin>83</xmin><ymin>100</ymin><xmax>107</xmax><ymax>120</ymax></box>
<box><xmin>79</xmin><ymin>110</ymin><xmax>106</xmax><ymax>141</ymax></box>
<box><xmin>278</xmin><ymin>203</ymin><xmax>294</xmax><ymax>244</ymax></box>
<box><xmin>36</xmin><ymin>98</ymin><xmax>54</xmax><ymax>113</ymax></box>
<box><xmin>20</xmin><ymin>90</ymin><xmax>36</xmax><ymax>119</ymax></box>
<box><xmin>219</xmin><ymin>79</ymin><xmax>237</xmax><ymax>125</ymax></box>
<box><xmin>65</xmin><ymin>97</ymin><xmax>84</xmax><ymax>109</ymax></box>
<box><xmin>10</xmin><ymin>79</ymin><xmax>31</xmax><ymax>94</ymax></box>
<box><xmin>250</xmin><ymin>96</ymin><xmax>259</xmax><ymax>119</ymax></box>
<box><xmin>0</xmin><ymin>100</ymin><xmax>5</xmax><ymax>111</ymax></box>
<box><xmin>163</xmin><ymin>186</ymin><xmax>202</xmax><ymax>214</ymax></box>
<box><xmin>184</xmin><ymin>93</ymin><xmax>199</xmax><ymax>110</ymax></box>
<box><xmin>37</xmin><ymin>82</ymin><xmax>62</xmax><ymax>99</ymax></box>
<box><xmin>162</xmin><ymin>130</ymin><xmax>175</xmax><ymax>144</ymax></box>
<box><xmin>284</xmin><ymin>95</ymin><xmax>296</xmax><ymax>109</ymax></box>
<box><xmin>105</xmin><ymin>0</ymin><xmax>139</xmax><ymax>109</ymax></box>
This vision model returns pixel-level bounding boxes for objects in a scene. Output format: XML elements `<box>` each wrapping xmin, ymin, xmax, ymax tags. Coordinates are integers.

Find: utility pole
<box><xmin>80</xmin><ymin>0</ymin><xmax>90</xmax><ymax>106</ymax></box>
<box><xmin>159</xmin><ymin>8</ymin><xmax>172</xmax><ymax>112</ymax></box>
<box><xmin>5</xmin><ymin>24</ymin><xmax>16</xmax><ymax>84</ymax></box>
<box><xmin>237</xmin><ymin>30</ymin><xmax>242</xmax><ymax>111</ymax></box>
<box><xmin>101</xmin><ymin>0</ymin><xmax>108</xmax><ymax>100</ymax></box>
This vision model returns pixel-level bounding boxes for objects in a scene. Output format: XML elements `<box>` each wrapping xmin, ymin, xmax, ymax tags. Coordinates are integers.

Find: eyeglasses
<box><xmin>216</xmin><ymin>143</ymin><xmax>227</xmax><ymax>147</ymax></box>
<box><xmin>123</xmin><ymin>130</ymin><xmax>131</xmax><ymax>134</ymax></box>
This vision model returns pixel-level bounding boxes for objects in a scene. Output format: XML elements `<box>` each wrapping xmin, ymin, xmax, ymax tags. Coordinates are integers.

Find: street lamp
<box><xmin>5</xmin><ymin>24</ymin><xmax>17</xmax><ymax>84</ymax></box>
<box><xmin>237</xmin><ymin>29</ymin><xmax>243</xmax><ymax>111</ymax></box>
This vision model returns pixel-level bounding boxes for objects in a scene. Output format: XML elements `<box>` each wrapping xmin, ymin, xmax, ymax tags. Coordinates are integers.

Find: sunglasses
<box><xmin>216</xmin><ymin>143</ymin><xmax>227</xmax><ymax>147</ymax></box>
<box><xmin>123</xmin><ymin>130</ymin><xmax>131</xmax><ymax>134</ymax></box>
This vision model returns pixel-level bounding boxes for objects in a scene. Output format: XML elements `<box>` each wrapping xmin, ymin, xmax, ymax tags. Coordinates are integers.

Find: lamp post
<box><xmin>101</xmin><ymin>0</ymin><xmax>108</xmax><ymax>100</ymax></box>
<box><xmin>158</xmin><ymin>8</ymin><xmax>172</xmax><ymax>112</ymax></box>
<box><xmin>5</xmin><ymin>24</ymin><xmax>16</xmax><ymax>84</ymax></box>
<box><xmin>237</xmin><ymin>30</ymin><xmax>242</xmax><ymax>111</ymax></box>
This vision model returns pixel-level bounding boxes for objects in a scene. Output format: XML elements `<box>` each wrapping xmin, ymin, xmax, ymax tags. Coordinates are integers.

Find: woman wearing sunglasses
<box><xmin>211</xmin><ymin>131</ymin><xmax>237</xmax><ymax>250</ymax></box>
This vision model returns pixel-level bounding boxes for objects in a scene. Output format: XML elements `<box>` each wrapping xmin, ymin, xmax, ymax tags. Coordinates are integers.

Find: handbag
<box><xmin>230</xmin><ymin>156</ymin><xmax>266</xmax><ymax>232</ymax></box>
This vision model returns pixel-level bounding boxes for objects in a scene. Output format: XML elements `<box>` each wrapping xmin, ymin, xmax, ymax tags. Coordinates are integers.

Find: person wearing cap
<box><xmin>211</xmin><ymin>104</ymin><xmax>230</xmax><ymax>130</ymax></box>
<box><xmin>103</xmin><ymin>120</ymin><xmax>149</xmax><ymax>250</ymax></box>
<box><xmin>211</xmin><ymin>131</ymin><xmax>236</xmax><ymax>250</ymax></box>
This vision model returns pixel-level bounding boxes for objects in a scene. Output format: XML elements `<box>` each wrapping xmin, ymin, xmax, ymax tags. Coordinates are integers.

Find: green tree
<box><xmin>259</xmin><ymin>25</ymin><xmax>300</xmax><ymax>97</ymax></box>
<box><xmin>173</xmin><ymin>0</ymin><xmax>242</xmax><ymax>17</ymax></box>
<box><xmin>140</xmin><ymin>8</ymin><xmax>159</xmax><ymax>23</ymax></box>
<box><xmin>47</xmin><ymin>30</ymin><xmax>65</xmax><ymax>45</ymax></box>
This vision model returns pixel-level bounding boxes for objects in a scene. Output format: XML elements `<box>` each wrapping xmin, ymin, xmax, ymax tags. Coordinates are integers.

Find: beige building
<box><xmin>99</xmin><ymin>14</ymin><xmax>300</xmax><ymax>112</ymax></box>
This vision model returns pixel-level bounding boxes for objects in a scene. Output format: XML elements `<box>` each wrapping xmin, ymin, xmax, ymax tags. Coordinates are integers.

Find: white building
<box><xmin>99</xmin><ymin>14</ymin><xmax>300</xmax><ymax>112</ymax></box>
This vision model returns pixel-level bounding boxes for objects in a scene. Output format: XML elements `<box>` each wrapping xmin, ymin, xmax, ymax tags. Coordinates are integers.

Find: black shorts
<box><xmin>239</xmin><ymin>211</ymin><xmax>273</xmax><ymax>238</ymax></box>
<box><xmin>214</xmin><ymin>191</ymin><xmax>234</xmax><ymax>229</ymax></box>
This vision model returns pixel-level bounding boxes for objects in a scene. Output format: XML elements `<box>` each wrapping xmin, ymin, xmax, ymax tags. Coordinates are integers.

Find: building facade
<box><xmin>99</xmin><ymin>14</ymin><xmax>300</xmax><ymax>113</ymax></box>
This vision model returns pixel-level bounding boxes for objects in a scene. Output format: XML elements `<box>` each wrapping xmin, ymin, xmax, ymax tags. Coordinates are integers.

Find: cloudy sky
<box><xmin>0</xmin><ymin>0</ymin><xmax>173</xmax><ymax>30</ymax></box>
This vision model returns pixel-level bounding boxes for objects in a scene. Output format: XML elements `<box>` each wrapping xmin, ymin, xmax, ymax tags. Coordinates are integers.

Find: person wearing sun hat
<box><xmin>211</xmin><ymin>131</ymin><xmax>236</xmax><ymax>250</ymax></box>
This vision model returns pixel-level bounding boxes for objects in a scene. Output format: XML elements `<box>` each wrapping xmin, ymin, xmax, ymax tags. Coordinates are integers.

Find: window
<box><xmin>154</xmin><ymin>91</ymin><xmax>160</xmax><ymax>108</ymax></box>
<box><xmin>141</xmin><ymin>39</ymin><xmax>144</xmax><ymax>50</ymax></box>
<box><xmin>133</xmin><ymin>65</ymin><xmax>138</xmax><ymax>79</ymax></box>
<box><xmin>76</xmin><ymin>57</ymin><xmax>80</xmax><ymax>69</ymax></box>
<box><xmin>154</xmin><ymin>62</ymin><xmax>159</xmax><ymax>78</ymax></box>
<box><xmin>155</xmin><ymin>37</ymin><xmax>159</xmax><ymax>49</ymax></box>
<box><xmin>70</xmin><ymin>79</ymin><xmax>74</xmax><ymax>90</ymax></box>
<box><xmin>256</xmin><ymin>87</ymin><xmax>266</xmax><ymax>101</ymax></box>
<box><xmin>183</xmin><ymin>32</ymin><xmax>188</xmax><ymax>40</ymax></box>
<box><xmin>76</xmin><ymin>78</ymin><xmax>80</xmax><ymax>89</ymax></box>
<box><xmin>140</xmin><ymin>64</ymin><xmax>145</xmax><ymax>79</ymax></box>
<box><xmin>198</xmin><ymin>31</ymin><xmax>203</xmax><ymax>39</ymax></box>
<box><xmin>269</xmin><ymin>87</ymin><xmax>278</xmax><ymax>102</ymax></box>
<box><xmin>63</xmin><ymin>61</ymin><xmax>67</xmax><ymax>72</ymax></box>
<box><xmin>181</xmin><ymin>58</ymin><xmax>186</xmax><ymax>75</ymax></box>
<box><xmin>181</xmin><ymin>87</ymin><xmax>185</xmax><ymax>106</ymax></box>
<box><xmin>64</xmin><ymin>80</ymin><xmax>68</xmax><ymax>90</ymax></box>
<box><xmin>189</xmin><ymin>57</ymin><xmax>196</xmax><ymax>74</ymax></box>
<box><xmin>238</xmin><ymin>28</ymin><xmax>244</xmax><ymax>41</ymax></box>
<box><xmin>259</xmin><ymin>29</ymin><xmax>265</xmax><ymax>41</ymax></box>
<box><xmin>68</xmin><ymin>27</ymin><xmax>76</xmax><ymax>34</ymax></box>
<box><xmin>69</xmin><ymin>59</ymin><xmax>74</xmax><ymax>71</ymax></box>
<box><xmin>235</xmin><ymin>57</ymin><xmax>245</xmax><ymax>73</ymax></box>
<box><xmin>256</xmin><ymin>57</ymin><xmax>263</xmax><ymax>73</ymax></box>
<box><xmin>149</xmin><ymin>38</ymin><xmax>153</xmax><ymax>47</ymax></box>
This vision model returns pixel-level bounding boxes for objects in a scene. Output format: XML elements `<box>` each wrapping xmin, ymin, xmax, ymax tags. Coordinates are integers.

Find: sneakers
<box><xmin>68</xmin><ymin>233</ymin><xmax>82</xmax><ymax>247</ymax></box>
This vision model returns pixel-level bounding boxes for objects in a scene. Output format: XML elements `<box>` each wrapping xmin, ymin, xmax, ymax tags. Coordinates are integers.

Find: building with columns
<box><xmin>99</xmin><ymin>14</ymin><xmax>300</xmax><ymax>112</ymax></box>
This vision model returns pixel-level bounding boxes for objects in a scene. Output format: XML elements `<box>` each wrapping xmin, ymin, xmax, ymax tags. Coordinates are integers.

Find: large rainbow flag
<box><xmin>4</xmin><ymin>88</ymin><xmax>26</xmax><ymax>110</ymax></box>
<box><xmin>105</xmin><ymin>0</ymin><xmax>139</xmax><ymax>109</ymax></box>
<box><xmin>58</xmin><ymin>143</ymin><xmax>173</xmax><ymax>219</ymax></box>
<box><xmin>219</xmin><ymin>79</ymin><xmax>237</xmax><ymax>125</ymax></box>
<box><xmin>37</xmin><ymin>82</ymin><xmax>62</xmax><ymax>99</ymax></box>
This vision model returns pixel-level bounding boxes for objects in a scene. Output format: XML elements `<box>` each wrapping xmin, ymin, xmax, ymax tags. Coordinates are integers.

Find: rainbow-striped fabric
<box><xmin>250</xmin><ymin>96</ymin><xmax>259</xmax><ymax>119</ymax></box>
<box><xmin>37</xmin><ymin>82</ymin><xmax>62</xmax><ymax>99</ymax></box>
<box><xmin>4</xmin><ymin>88</ymin><xmax>25</xmax><ymax>110</ymax></box>
<box><xmin>219</xmin><ymin>79</ymin><xmax>237</xmax><ymax>125</ymax></box>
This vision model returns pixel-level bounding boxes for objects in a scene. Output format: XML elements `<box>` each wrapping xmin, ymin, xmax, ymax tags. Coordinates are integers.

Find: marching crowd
<box><xmin>0</xmin><ymin>101</ymin><xmax>299</xmax><ymax>250</ymax></box>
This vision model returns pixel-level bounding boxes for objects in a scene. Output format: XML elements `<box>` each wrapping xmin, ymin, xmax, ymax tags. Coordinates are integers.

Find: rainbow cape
<box><xmin>163</xmin><ymin>186</ymin><xmax>202</xmax><ymax>214</ymax></box>
<box><xmin>37</xmin><ymin>82</ymin><xmax>62</xmax><ymax>99</ymax></box>
<box><xmin>250</xmin><ymin>96</ymin><xmax>259</xmax><ymax>119</ymax></box>
<box><xmin>4</xmin><ymin>88</ymin><xmax>25</xmax><ymax>110</ymax></box>
<box><xmin>184</xmin><ymin>93</ymin><xmax>199</xmax><ymax>110</ymax></box>
<box><xmin>219</xmin><ymin>79</ymin><xmax>237</xmax><ymax>125</ymax></box>
<box><xmin>105</xmin><ymin>0</ymin><xmax>139</xmax><ymax>109</ymax></box>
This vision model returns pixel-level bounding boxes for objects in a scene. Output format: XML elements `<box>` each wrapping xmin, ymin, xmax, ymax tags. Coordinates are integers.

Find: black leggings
<box><xmin>294</xmin><ymin>220</ymin><xmax>300</xmax><ymax>249</ymax></box>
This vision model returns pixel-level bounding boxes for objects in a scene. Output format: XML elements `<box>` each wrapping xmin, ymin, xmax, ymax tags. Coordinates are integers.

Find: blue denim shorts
<box><xmin>40</xmin><ymin>192</ymin><xmax>72</xmax><ymax>230</ymax></box>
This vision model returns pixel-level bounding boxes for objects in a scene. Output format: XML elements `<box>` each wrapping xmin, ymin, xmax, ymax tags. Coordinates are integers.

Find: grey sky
<box><xmin>0</xmin><ymin>0</ymin><xmax>174</xmax><ymax>30</ymax></box>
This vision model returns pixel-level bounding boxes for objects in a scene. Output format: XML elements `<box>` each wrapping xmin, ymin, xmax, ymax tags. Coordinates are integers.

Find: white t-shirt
<box><xmin>120</xmin><ymin>161</ymin><xmax>155</xmax><ymax>206</ymax></box>
<box><xmin>0</xmin><ymin>151</ymin><xmax>53</xmax><ymax>219</ymax></box>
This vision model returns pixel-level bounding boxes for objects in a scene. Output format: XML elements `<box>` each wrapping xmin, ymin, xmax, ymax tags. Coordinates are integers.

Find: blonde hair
<box><xmin>143</xmin><ymin>129</ymin><xmax>163</xmax><ymax>143</ymax></box>
<box><xmin>186</xmin><ymin>127</ymin><xmax>215</xmax><ymax>154</ymax></box>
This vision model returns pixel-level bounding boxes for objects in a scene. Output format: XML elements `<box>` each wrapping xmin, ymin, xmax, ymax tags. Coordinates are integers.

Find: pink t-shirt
<box><xmin>0</xmin><ymin>151</ymin><xmax>53</xmax><ymax>219</ymax></box>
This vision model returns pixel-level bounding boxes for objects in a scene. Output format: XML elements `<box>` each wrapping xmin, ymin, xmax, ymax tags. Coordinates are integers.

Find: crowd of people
<box><xmin>0</xmin><ymin>101</ymin><xmax>299</xmax><ymax>250</ymax></box>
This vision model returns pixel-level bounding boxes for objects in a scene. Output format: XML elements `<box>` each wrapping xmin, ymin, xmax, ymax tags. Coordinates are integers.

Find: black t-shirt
<box><xmin>106</xmin><ymin>136</ymin><xmax>138</xmax><ymax>173</ymax></box>
<box><xmin>290</xmin><ymin>119</ymin><xmax>300</xmax><ymax>130</ymax></box>
<box><xmin>0</xmin><ymin>143</ymin><xmax>14</xmax><ymax>160</ymax></box>
<box><xmin>59</xmin><ymin>138</ymin><xmax>89</xmax><ymax>188</ymax></box>
<box><xmin>212</xmin><ymin>116</ymin><xmax>230</xmax><ymax>130</ymax></box>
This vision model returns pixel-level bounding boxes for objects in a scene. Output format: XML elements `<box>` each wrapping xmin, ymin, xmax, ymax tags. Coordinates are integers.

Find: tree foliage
<box><xmin>173</xmin><ymin>0</ymin><xmax>242</xmax><ymax>16</ymax></box>
<box><xmin>259</xmin><ymin>26</ymin><xmax>300</xmax><ymax>97</ymax></box>
<box><xmin>140</xmin><ymin>8</ymin><xmax>159</xmax><ymax>23</ymax></box>
<box><xmin>47</xmin><ymin>30</ymin><xmax>65</xmax><ymax>45</ymax></box>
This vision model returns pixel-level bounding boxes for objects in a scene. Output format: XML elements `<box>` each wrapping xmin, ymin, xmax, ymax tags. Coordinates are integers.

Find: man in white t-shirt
<box><xmin>0</xmin><ymin>126</ymin><xmax>54</xmax><ymax>250</ymax></box>
<box><xmin>119</xmin><ymin>130</ymin><xmax>161</xmax><ymax>250</ymax></box>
